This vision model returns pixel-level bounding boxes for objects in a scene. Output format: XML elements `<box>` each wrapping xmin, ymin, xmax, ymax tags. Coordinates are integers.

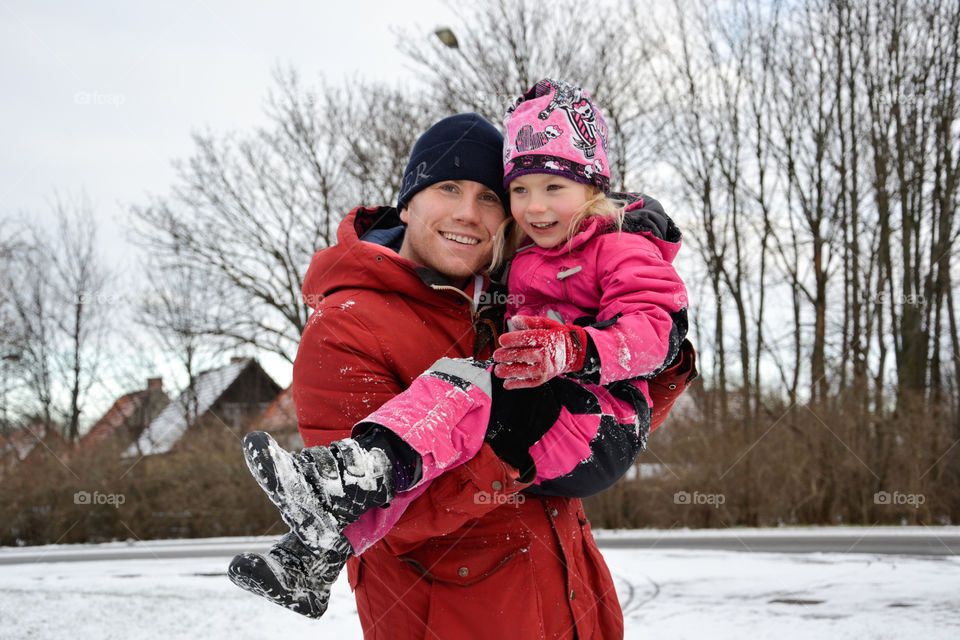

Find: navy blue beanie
<box><xmin>397</xmin><ymin>113</ymin><xmax>507</xmax><ymax>210</ymax></box>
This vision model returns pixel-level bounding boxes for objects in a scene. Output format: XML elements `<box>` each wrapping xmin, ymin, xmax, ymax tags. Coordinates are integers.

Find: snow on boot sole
<box><xmin>228</xmin><ymin>552</ymin><xmax>330</xmax><ymax>619</ymax></box>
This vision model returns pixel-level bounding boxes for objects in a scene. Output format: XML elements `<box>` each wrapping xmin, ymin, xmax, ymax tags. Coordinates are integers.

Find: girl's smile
<box><xmin>509</xmin><ymin>174</ymin><xmax>592</xmax><ymax>248</ymax></box>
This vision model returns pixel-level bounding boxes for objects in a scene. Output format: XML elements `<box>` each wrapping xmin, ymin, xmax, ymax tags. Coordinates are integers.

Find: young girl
<box><xmin>229</xmin><ymin>78</ymin><xmax>691</xmax><ymax>618</ymax></box>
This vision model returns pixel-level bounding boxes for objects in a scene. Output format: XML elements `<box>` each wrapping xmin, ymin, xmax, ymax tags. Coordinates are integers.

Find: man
<box><xmin>237</xmin><ymin>113</ymin><xmax>695</xmax><ymax>638</ymax></box>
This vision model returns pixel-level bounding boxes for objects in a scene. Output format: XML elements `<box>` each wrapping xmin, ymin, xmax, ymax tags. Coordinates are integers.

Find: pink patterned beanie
<box><xmin>502</xmin><ymin>78</ymin><xmax>610</xmax><ymax>193</ymax></box>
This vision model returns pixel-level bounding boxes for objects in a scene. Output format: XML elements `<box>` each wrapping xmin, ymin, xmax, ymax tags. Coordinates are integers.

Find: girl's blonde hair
<box><xmin>491</xmin><ymin>186</ymin><xmax>626</xmax><ymax>269</ymax></box>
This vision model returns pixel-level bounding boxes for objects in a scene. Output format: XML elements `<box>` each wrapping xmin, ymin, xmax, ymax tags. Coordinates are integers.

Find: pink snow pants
<box><xmin>342</xmin><ymin>357</ymin><xmax>640</xmax><ymax>553</ymax></box>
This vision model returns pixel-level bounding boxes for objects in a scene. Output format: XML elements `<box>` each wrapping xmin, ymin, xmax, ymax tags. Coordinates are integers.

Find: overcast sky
<box><xmin>1</xmin><ymin>0</ymin><xmax>459</xmax><ymax>395</ymax></box>
<box><xmin>0</xmin><ymin>0</ymin><xmax>452</xmax><ymax>266</ymax></box>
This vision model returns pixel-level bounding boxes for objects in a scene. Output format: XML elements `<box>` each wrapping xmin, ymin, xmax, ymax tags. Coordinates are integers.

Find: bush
<box><xmin>4</xmin><ymin>393</ymin><xmax>956</xmax><ymax>545</ymax></box>
<box><xmin>0</xmin><ymin>428</ymin><xmax>283</xmax><ymax>546</ymax></box>
<box><xmin>584</xmin><ymin>391</ymin><xmax>960</xmax><ymax>529</ymax></box>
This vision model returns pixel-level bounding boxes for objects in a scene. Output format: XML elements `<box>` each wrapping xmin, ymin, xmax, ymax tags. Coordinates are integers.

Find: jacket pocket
<box><xmin>346</xmin><ymin>556</ymin><xmax>362</xmax><ymax>591</ymax></box>
<box><xmin>399</xmin><ymin>531</ymin><xmax>530</xmax><ymax>586</ymax></box>
<box><xmin>400</xmin><ymin>532</ymin><xmax>546</xmax><ymax>639</ymax></box>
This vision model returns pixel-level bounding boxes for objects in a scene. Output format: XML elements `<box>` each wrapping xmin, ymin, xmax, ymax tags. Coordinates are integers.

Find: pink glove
<box><xmin>493</xmin><ymin>315</ymin><xmax>588</xmax><ymax>390</ymax></box>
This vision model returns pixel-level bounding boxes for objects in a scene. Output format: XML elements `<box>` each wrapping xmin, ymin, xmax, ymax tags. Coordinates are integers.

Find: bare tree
<box><xmin>0</xmin><ymin>222</ymin><xmax>28</xmax><ymax>433</ymax></box>
<box><xmin>137</xmin><ymin>260</ymin><xmax>227</xmax><ymax>426</ymax></box>
<box><xmin>853</xmin><ymin>0</ymin><xmax>960</xmax><ymax>415</ymax></box>
<box><xmin>129</xmin><ymin>68</ymin><xmax>433</xmax><ymax>363</ymax></box>
<box><xmin>331</xmin><ymin>82</ymin><xmax>439</xmax><ymax>206</ymax></box>
<box><xmin>3</xmin><ymin>226</ymin><xmax>58</xmax><ymax>432</ymax></box>
<box><xmin>0</xmin><ymin>198</ymin><xmax>110</xmax><ymax>441</ymax></box>
<box><xmin>652</xmin><ymin>0</ymin><xmax>772</xmax><ymax>420</ymax></box>
<box><xmin>770</xmin><ymin>0</ymin><xmax>849</xmax><ymax>406</ymax></box>
<box><xmin>49</xmin><ymin>196</ymin><xmax>110</xmax><ymax>442</ymax></box>
<box><xmin>398</xmin><ymin>0</ymin><xmax>665</xmax><ymax>188</ymax></box>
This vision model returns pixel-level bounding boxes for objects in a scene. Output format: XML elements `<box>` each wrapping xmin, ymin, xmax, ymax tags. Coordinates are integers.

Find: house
<box><xmin>125</xmin><ymin>358</ymin><xmax>281</xmax><ymax>457</ymax></box>
<box><xmin>0</xmin><ymin>420</ymin><xmax>66</xmax><ymax>475</ymax></box>
<box><xmin>248</xmin><ymin>385</ymin><xmax>302</xmax><ymax>450</ymax></box>
<box><xmin>79</xmin><ymin>378</ymin><xmax>169</xmax><ymax>454</ymax></box>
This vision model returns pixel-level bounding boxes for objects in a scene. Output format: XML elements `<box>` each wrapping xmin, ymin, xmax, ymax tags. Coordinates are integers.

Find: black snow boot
<box><xmin>243</xmin><ymin>431</ymin><xmax>396</xmax><ymax>550</ymax></box>
<box><xmin>228</xmin><ymin>531</ymin><xmax>353</xmax><ymax>619</ymax></box>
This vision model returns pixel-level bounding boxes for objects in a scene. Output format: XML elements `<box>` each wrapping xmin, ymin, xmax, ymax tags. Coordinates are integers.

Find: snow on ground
<box><xmin>613</xmin><ymin>548</ymin><xmax>959</xmax><ymax>638</ymax></box>
<box><xmin>1</xmin><ymin>531</ymin><xmax>958</xmax><ymax>639</ymax></box>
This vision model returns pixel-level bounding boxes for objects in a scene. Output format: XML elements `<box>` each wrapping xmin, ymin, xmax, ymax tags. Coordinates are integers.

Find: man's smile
<box><xmin>440</xmin><ymin>231</ymin><xmax>481</xmax><ymax>245</ymax></box>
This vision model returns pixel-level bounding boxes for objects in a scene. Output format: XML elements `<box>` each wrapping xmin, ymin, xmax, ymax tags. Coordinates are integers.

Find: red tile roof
<box><xmin>249</xmin><ymin>386</ymin><xmax>297</xmax><ymax>433</ymax></box>
<box><xmin>80</xmin><ymin>380</ymin><xmax>168</xmax><ymax>452</ymax></box>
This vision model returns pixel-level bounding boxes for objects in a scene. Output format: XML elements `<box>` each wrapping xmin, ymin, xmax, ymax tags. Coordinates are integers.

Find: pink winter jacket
<box><xmin>508</xmin><ymin>197</ymin><xmax>687</xmax><ymax>392</ymax></box>
<box><xmin>505</xmin><ymin>195</ymin><xmax>688</xmax><ymax>494</ymax></box>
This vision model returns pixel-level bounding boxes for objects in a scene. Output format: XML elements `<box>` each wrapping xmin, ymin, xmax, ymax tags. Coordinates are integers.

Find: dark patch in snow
<box><xmin>615</xmin><ymin>572</ymin><xmax>660</xmax><ymax>616</ymax></box>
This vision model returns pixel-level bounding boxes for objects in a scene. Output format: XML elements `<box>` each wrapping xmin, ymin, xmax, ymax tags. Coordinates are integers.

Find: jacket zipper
<box><xmin>557</xmin><ymin>265</ymin><xmax>580</xmax><ymax>304</ymax></box>
<box><xmin>431</xmin><ymin>273</ymin><xmax>485</xmax><ymax>314</ymax></box>
<box><xmin>430</xmin><ymin>284</ymin><xmax>476</xmax><ymax>314</ymax></box>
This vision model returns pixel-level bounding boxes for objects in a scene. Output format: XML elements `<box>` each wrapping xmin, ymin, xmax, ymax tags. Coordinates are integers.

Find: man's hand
<box><xmin>493</xmin><ymin>315</ymin><xmax>588</xmax><ymax>389</ymax></box>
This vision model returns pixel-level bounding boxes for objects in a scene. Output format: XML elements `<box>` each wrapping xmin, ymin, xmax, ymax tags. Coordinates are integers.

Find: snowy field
<box><xmin>1</xmin><ymin>529</ymin><xmax>959</xmax><ymax>639</ymax></box>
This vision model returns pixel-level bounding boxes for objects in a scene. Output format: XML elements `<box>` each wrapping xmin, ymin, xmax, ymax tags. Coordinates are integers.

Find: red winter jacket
<box><xmin>293</xmin><ymin>206</ymin><xmax>624</xmax><ymax>640</ymax></box>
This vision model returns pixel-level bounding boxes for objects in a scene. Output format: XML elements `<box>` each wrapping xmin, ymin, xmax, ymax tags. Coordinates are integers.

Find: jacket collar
<box><xmin>302</xmin><ymin>205</ymin><xmax>489</xmax><ymax>312</ymax></box>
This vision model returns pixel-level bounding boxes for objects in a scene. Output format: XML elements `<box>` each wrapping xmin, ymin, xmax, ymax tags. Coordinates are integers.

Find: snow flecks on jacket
<box><xmin>507</xmin><ymin>209</ymin><xmax>686</xmax><ymax>393</ymax></box>
<box><xmin>293</xmin><ymin>206</ymin><xmax>627</xmax><ymax>639</ymax></box>
<box><xmin>615</xmin><ymin>332</ymin><xmax>633</xmax><ymax>373</ymax></box>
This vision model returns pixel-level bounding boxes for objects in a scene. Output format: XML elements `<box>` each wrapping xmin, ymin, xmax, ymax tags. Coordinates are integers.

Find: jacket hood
<box><xmin>615</xmin><ymin>192</ymin><xmax>682</xmax><ymax>262</ymax></box>
<box><xmin>302</xmin><ymin>206</ymin><xmax>476</xmax><ymax>310</ymax></box>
